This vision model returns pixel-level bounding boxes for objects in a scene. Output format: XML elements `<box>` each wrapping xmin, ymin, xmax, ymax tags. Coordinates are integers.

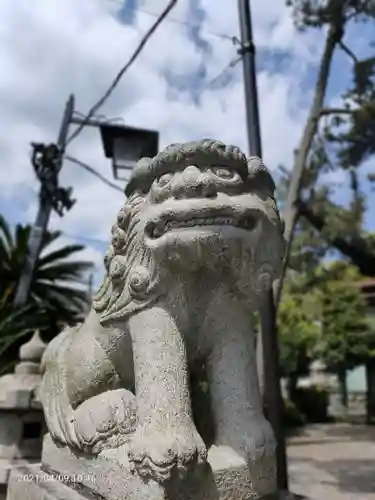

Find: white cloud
<box><xmin>0</xmin><ymin>0</ymin><xmax>334</xmax><ymax>287</ymax></box>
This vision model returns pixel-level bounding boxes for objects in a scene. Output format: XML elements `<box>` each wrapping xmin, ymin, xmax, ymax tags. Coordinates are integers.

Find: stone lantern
<box><xmin>0</xmin><ymin>331</ymin><xmax>47</xmax><ymax>499</ymax></box>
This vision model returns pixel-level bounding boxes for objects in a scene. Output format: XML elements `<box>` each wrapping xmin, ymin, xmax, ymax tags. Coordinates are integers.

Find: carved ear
<box><xmin>246</xmin><ymin>156</ymin><xmax>276</xmax><ymax>196</ymax></box>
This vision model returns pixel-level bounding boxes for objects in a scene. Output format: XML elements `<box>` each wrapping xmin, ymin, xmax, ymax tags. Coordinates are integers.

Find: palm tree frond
<box><xmin>0</xmin><ymin>214</ymin><xmax>13</xmax><ymax>250</ymax></box>
<box><xmin>38</xmin><ymin>244</ymin><xmax>87</xmax><ymax>266</ymax></box>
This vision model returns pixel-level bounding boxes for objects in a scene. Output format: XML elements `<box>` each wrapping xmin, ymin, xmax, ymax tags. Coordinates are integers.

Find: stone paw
<box><xmin>242</xmin><ymin>417</ymin><xmax>276</xmax><ymax>463</ymax></box>
<box><xmin>128</xmin><ymin>423</ymin><xmax>207</xmax><ymax>483</ymax></box>
<box><xmin>74</xmin><ymin>388</ymin><xmax>137</xmax><ymax>453</ymax></box>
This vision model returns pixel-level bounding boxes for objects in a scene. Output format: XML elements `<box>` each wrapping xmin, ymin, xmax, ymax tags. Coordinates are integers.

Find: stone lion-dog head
<box><xmin>93</xmin><ymin>139</ymin><xmax>285</xmax><ymax>325</ymax></box>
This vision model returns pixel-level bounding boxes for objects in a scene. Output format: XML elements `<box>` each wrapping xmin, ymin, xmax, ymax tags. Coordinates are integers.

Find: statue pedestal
<box><xmin>7</xmin><ymin>434</ymin><xmax>278</xmax><ymax>500</ymax></box>
<box><xmin>7</xmin><ymin>465</ymin><xmax>86</xmax><ymax>500</ymax></box>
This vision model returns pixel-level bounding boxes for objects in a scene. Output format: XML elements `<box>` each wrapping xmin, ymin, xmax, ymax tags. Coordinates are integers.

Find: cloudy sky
<box><xmin>1</xmin><ymin>0</ymin><xmax>374</xmax><ymax>290</ymax></box>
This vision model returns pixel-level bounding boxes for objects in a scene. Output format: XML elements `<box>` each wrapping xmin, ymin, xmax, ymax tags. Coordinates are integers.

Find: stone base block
<box><xmin>6</xmin><ymin>465</ymin><xmax>307</xmax><ymax>500</ymax></box>
<box><xmin>6</xmin><ymin>465</ymin><xmax>87</xmax><ymax>500</ymax></box>
<box><xmin>23</xmin><ymin>434</ymin><xmax>278</xmax><ymax>500</ymax></box>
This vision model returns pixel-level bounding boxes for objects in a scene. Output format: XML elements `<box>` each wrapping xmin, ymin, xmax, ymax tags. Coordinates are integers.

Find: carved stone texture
<box><xmin>35</xmin><ymin>139</ymin><xmax>285</xmax><ymax>499</ymax></box>
<box><xmin>8</xmin><ymin>464</ymin><xmax>307</xmax><ymax>500</ymax></box>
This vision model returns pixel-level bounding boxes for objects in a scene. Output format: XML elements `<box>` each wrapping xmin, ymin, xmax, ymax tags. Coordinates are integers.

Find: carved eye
<box><xmin>156</xmin><ymin>172</ymin><xmax>173</xmax><ymax>187</ymax></box>
<box><xmin>211</xmin><ymin>167</ymin><xmax>238</xmax><ymax>180</ymax></box>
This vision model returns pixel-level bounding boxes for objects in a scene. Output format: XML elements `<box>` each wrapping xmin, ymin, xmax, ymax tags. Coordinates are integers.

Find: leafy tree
<box><xmin>277</xmin><ymin>0</ymin><xmax>375</xmax><ymax>301</ymax></box>
<box><xmin>314</xmin><ymin>262</ymin><xmax>375</xmax><ymax>407</ymax></box>
<box><xmin>278</xmin><ymin>287</ymin><xmax>321</xmax><ymax>400</ymax></box>
<box><xmin>0</xmin><ymin>213</ymin><xmax>93</xmax><ymax>370</ymax></box>
<box><xmin>274</xmin><ymin>2</ymin><xmax>375</xmax><ymax>420</ymax></box>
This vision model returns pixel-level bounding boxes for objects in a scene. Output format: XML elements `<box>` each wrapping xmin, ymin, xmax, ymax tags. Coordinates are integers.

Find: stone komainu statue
<box><xmin>40</xmin><ymin>139</ymin><xmax>285</xmax><ymax>484</ymax></box>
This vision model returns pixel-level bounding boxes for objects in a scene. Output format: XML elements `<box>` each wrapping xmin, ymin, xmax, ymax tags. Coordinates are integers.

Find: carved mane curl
<box><xmin>92</xmin><ymin>190</ymin><xmax>162</xmax><ymax>325</ymax></box>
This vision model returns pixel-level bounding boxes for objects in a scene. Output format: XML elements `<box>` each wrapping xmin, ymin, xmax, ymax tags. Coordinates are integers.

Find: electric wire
<box><xmin>73</xmin><ymin>111</ymin><xmax>126</xmax><ymax>124</ymax></box>
<box><xmin>73</xmin><ymin>53</ymin><xmax>243</xmax><ymax>127</ymax></box>
<box><xmin>137</xmin><ymin>6</ymin><xmax>233</xmax><ymax>41</ymax></box>
<box><xmin>65</xmin><ymin>156</ymin><xmax>125</xmax><ymax>193</ymax></box>
<box><xmin>207</xmin><ymin>54</ymin><xmax>242</xmax><ymax>88</ymax></box>
<box><xmin>65</xmin><ymin>0</ymin><xmax>178</xmax><ymax>147</ymax></box>
<box><xmin>198</xmin><ymin>54</ymin><xmax>243</xmax><ymax>96</ymax></box>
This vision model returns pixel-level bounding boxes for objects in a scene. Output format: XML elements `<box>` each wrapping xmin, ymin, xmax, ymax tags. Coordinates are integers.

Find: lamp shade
<box><xmin>100</xmin><ymin>124</ymin><xmax>159</xmax><ymax>181</ymax></box>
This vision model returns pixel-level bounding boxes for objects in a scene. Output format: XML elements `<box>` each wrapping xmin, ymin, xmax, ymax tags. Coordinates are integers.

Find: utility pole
<box><xmin>13</xmin><ymin>95</ymin><xmax>75</xmax><ymax>308</ymax></box>
<box><xmin>237</xmin><ymin>0</ymin><xmax>288</xmax><ymax>490</ymax></box>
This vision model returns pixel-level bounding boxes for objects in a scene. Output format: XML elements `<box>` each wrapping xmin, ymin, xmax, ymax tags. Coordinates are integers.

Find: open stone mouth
<box><xmin>148</xmin><ymin>215</ymin><xmax>257</xmax><ymax>239</ymax></box>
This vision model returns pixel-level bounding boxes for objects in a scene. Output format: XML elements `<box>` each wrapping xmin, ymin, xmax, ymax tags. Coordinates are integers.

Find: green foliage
<box><xmin>283</xmin><ymin>398</ymin><xmax>306</xmax><ymax>428</ymax></box>
<box><xmin>278</xmin><ymin>288</ymin><xmax>321</xmax><ymax>377</ymax></box>
<box><xmin>0</xmin><ymin>303</ymin><xmax>46</xmax><ymax>375</ymax></box>
<box><xmin>277</xmin><ymin>1</ymin><xmax>375</xmax><ymax>275</ymax></box>
<box><xmin>0</xmin><ymin>214</ymin><xmax>92</xmax><ymax>322</ymax></box>
<box><xmin>276</xmin><ymin>0</ymin><xmax>375</xmax><ymax>422</ymax></box>
<box><xmin>315</xmin><ymin>261</ymin><xmax>375</xmax><ymax>372</ymax></box>
<box><xmin>0</xmin><ymin>213</ymin><xmax>93</xmax><ymax>370</ymax></box>
<box><xmin>278</xmin><ymin>259</ymin><xmax>375</xmax><ymax>385</ymax></box>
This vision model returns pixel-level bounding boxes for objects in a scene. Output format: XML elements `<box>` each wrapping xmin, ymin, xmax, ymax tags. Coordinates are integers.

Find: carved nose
<box><xmin>172</xmin><ymin>165</ymin><xmax>217</xmax><ymax>199</ymax></box>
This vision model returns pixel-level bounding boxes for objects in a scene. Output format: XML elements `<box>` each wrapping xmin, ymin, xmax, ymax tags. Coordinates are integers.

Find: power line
<box><xmin>195</xmin><ymin>37</ymin><xmax>244</xmax><ymax>96</ymax></box>
<box><xmin>198</xmin><ymin>53</ymin><xmax>243</xmax><ymax>97</ymax></box>
<box><xmin>73</xmin><ymin>111</ymin><xmax>126</xmax><ymax>125</ymax></box>
<box><xmin>66</xmin><ymin>0</ymin><xmax>178</xmax><ymax>147</ymax></box>
<box><xmin>137</xmin><ymin>6</ymin><xmax>234</xmax><ymax>41</ymax></box>
<box><xmin>65</xmin><ymin>155</ymin><xmax>125</xmax><ymax>193</ymax></box>
<box><xmin>207</xmin><ymin>55</ymin><xmax>243</xmax><ymax>89</ymax></box>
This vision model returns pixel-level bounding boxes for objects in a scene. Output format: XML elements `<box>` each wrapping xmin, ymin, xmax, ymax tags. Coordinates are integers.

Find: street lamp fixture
<box><xmin>99</xmin><ymin>124</ymin><xmax>159</xmax><ymax>181</ymax></box>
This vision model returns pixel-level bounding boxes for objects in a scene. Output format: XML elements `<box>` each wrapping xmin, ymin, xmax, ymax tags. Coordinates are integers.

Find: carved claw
<box><xmin>128</xmin><ymin>425</ymin><xmax>207</xmax><ymax>483</ymax></box>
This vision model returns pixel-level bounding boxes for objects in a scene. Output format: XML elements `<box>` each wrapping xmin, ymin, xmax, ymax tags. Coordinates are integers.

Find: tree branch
<box><xmin>320</xmin><ymin>107</ymin><xmax>354</xmax><ymax>116</ymax></box>
<box><xmin>297</xmin><ymin>199</ymin><xmax>375</xmax><ymax>277</ymax></box>
<box><xmin>339</xmin><ymin>40</ymin><xmax>358</xmax><ymax>64</ymax></box>
<box><xmin>275</xmin><ymin>20</ymin><xmax>344</xmax><ymax>308</ymax></box>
